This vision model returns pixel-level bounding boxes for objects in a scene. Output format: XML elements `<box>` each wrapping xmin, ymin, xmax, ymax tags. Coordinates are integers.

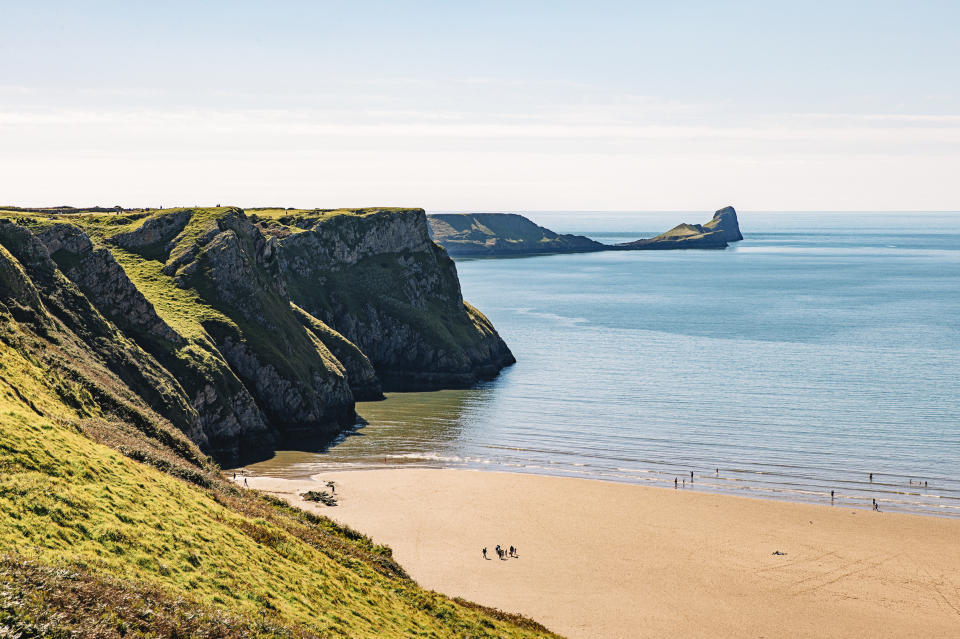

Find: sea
<box><xmin>244</xmin><ymin>211</ymin><xmax>960</xmax><ymax>518</ymax></box>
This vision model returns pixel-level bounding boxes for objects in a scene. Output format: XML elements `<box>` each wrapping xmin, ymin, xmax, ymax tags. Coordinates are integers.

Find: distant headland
<box><xmin>427</xmin><ymin>206</ymin><xmax>743</xmax><ymax>257</ymax></box>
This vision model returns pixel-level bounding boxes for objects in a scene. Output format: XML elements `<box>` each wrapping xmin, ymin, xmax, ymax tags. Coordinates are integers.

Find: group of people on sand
<box><xmin>232</xmin><ymin>470</ymin><xmax>249</xmax><ymax>487</ymax></box>
<box><xmin>482</xmin><ymin>544</ymin><xmax>518</xmax><ymax>561</ymax></box>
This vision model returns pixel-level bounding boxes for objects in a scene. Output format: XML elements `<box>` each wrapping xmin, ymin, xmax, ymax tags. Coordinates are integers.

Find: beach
<box><xmin>245</xmin><ymin>468</ymin><xmax>960</xmax><ymax>639</ymax></box>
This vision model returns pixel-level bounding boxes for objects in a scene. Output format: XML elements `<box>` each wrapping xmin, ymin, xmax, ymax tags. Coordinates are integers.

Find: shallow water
<box><xmin>244</xmin><ymin>211</ymin><xmax>960</xmax><ymax>517</ymax></box>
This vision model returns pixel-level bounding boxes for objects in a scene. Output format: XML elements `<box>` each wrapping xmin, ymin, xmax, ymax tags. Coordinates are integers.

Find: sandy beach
<box><xmin>244</xmin><ymin>469</ymin><xmax>960</xmax><ymax>638</ymax></box>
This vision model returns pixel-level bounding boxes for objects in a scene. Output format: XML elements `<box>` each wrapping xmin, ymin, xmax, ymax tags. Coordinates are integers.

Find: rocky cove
<box><xmin>0</xmin><ymin>206</ymin><xmax>514</xmax><ymax>465</ymax></box>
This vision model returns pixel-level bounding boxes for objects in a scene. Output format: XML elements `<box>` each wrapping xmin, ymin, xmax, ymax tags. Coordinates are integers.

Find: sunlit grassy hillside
<box><xmin>0</xmin><ymin>212</ymin><xmax>554</xmax><ymax>638</ymax></box>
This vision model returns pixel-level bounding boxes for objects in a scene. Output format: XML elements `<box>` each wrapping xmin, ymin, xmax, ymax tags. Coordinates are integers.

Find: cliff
<box><xmin>0</xmin><ymin>236</ymin><xmax>555</xmax><ymax>637</ymax></box>
<box><xmin>429</xmin><ymin>206</ymin><xmax>743</xmax><ymax>255</ymax></box>
<box><xmin>253</xmin><ymin>208</ymin><xmax>515</xmax><ymax>389</ymax></box>
<box><xmin>0</xmin><ymin>206</ymin><xmax>514</xmax><ymax>464</ymax></box>
<box><xmin>428</xmin><ymin>212</ymin><xmax>604</xmax><ymax>256</ymax></box>
<box><xmin>702</xmin><ymin>205</ymin><xmax>744</xmax><ymax>242</ymax></box>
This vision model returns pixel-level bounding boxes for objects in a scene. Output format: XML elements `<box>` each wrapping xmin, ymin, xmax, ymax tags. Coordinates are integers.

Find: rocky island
<box><xmin>428</xmin><ymin>206</ymin><xmax>743</xmax><ymax>256</ymax></box>
<box><xmin>615</xmin><ymin>206</ymin><xmax>743</xmax><ymax>250</ymax></box>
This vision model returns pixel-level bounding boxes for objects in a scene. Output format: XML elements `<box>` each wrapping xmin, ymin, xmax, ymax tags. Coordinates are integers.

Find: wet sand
<box><xmin>243</xmin><ymin>469</ymin><xmax>960</xmax><ymax>639</ymax></box>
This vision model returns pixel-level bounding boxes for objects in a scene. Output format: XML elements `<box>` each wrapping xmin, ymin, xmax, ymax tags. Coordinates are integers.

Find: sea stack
<box><xmin>703</xmin><ymin>206</ymin><xmax>744</xmax><ymax>242</ymax></box>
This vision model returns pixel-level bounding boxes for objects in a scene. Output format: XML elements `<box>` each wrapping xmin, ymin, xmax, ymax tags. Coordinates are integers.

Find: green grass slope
<box><xmin>0</xmin><ymin>247</ymin><xmax>557</xmax><ymax>637</ymax></box>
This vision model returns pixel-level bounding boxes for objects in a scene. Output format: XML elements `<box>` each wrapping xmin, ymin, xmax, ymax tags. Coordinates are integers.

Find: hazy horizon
<box><xmin>3</xmin><ymin>1</ymin><xmax>958</xmax><ymax>210</ymax></box>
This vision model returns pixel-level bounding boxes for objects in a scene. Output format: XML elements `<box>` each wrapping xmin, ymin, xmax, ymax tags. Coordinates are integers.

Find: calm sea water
<box><xmin>245</xmin><ymin>212</ymin><xmax>960</xmax><ymax>517</ymax></box>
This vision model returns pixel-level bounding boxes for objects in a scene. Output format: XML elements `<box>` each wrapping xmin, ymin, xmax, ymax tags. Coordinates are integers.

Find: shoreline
<box><xmin>238</xmin><ymin>453</ymin><xmax>960</xmax><ymax>520</ymax></box>
<box><xmin>241</xmin><ymin>467</ymin><xmax>960</xmax><ymax>639</ymax></box>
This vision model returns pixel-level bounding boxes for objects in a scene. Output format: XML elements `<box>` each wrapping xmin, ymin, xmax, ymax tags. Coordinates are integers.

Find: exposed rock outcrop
<box><xmin>268</xmin><ymin>208</ymin><xmax>516</xmax><ymax>389</ymax></box>
<box><xmin>702</xmin><ymin>206</ymin><xmax>743</xmax><ymax>242</ymax></box>
<box><xmin>39</xmin><ymin>224</ymin><xmax>181</xmax><ymax>343</ymax></box>
<box><xmin>110</xmin><ymin>209</ymin><xmax>192</xmax><ymax>251</ymax></box>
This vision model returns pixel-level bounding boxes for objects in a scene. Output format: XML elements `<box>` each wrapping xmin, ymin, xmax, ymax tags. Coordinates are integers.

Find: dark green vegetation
<box><xmin>0</xmin><ymin>209</ymin><xmax>555</xmax><ymax>638</ymax></box>
<box><xmin>0</xmin><ymin>206</ymin><xmax>513</xmax><ymax>464</ymax></box>
<box><xmin>303</xmin><ymin>490</ymin><xmax>338</xmax><ymax>506</ymax></box>
<box><xmin>427</xmin><ymin>213</ymin><xmax>604</xmax><ymax>257</ymax></box>
<box><xmin>427</xmin><ymin>206</ymin><xmax>743</xmax><ymax>255</ymax></box>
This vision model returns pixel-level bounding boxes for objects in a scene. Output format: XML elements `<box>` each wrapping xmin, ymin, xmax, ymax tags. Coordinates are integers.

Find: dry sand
<box><xmin>245</xmin><ymin>469</ymin><xmax>960</xmax><ymax>638</ymax></box>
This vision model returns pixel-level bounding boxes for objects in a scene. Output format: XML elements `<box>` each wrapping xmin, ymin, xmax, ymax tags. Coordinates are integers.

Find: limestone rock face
<box><xmin>271</xmin><ymin>209</ymin><xmax>515</xmax><ymax>389</ymax></box>
<box><xmin>218</xmin><ymin>336</ymin><xmax>354</xmax><ymax>435</ymax></box>
<box><xmin>703</xmin><ymin>206</ymin><xmax>744</xmax><ymax>242</ymax></box>
<box><xmin>110</xmin><ymin>210</ymin><xmax>192</xmax><ymax>250</ymax></box>
<box><xmin>38</xmin><ymin>224</ymin><xmax>181</xmax><ymax>343</ymax></box>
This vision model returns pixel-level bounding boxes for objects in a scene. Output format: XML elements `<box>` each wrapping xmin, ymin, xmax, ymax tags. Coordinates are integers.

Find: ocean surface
<box><xmin>245</xmin><ymin>211</ymin><xmax>960</xmax><ymax>517</ymax></box>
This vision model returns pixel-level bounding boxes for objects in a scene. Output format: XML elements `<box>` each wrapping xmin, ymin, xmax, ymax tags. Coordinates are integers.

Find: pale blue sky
<box><xmin>1</xmin><ymin>1</ymin><xmax>958</xmax><ymax>210</ymax></box>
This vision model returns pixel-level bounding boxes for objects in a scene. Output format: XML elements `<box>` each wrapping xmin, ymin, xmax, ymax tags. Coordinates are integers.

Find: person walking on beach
<box><xmin>674</xmin><ymin>477</ymin><xmax>678</xmax><ymax>489</ymax></box>
<box><xmin>482</xmin><ymin>547</ymin><xmax>487</xmax><ymax>560</ymax></box>
<box><xmin>509</xmin><ymin>545</ymin><xmax>515</xmax><ymax>558</ymax></box>
<box><xmin>830</xmin><ymin>490</ymin><xmax>835</xmax><ymax>503</ymax></box>
<box><xmin>690</xmin><ymin>471</ymin><xmax>694</xmax><ymax>483</ymax></box>
<box><xmin>244</xmin><ymin>476</ymin><xmax>249</xmax><ymax>487</ymax></box>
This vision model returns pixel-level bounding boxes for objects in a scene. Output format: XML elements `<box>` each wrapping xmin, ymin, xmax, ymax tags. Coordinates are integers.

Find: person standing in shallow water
<box><xmin>674</xmin><ymin>478</ymin><xmax>678</xmax><ymax>489</ymax></box>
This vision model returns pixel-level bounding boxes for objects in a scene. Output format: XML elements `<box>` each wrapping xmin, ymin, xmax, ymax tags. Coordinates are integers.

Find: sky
<box><xmin>1</xmin><ymin>1</ymin><xmax>958</xmax><ymax>211</ymax></box>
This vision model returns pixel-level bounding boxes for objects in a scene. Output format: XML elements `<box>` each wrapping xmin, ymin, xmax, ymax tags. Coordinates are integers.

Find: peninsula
<box><xmin>427</xmin><ymin>206</ymin><xmax>743</xmax><ymax>256</ymax></box>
